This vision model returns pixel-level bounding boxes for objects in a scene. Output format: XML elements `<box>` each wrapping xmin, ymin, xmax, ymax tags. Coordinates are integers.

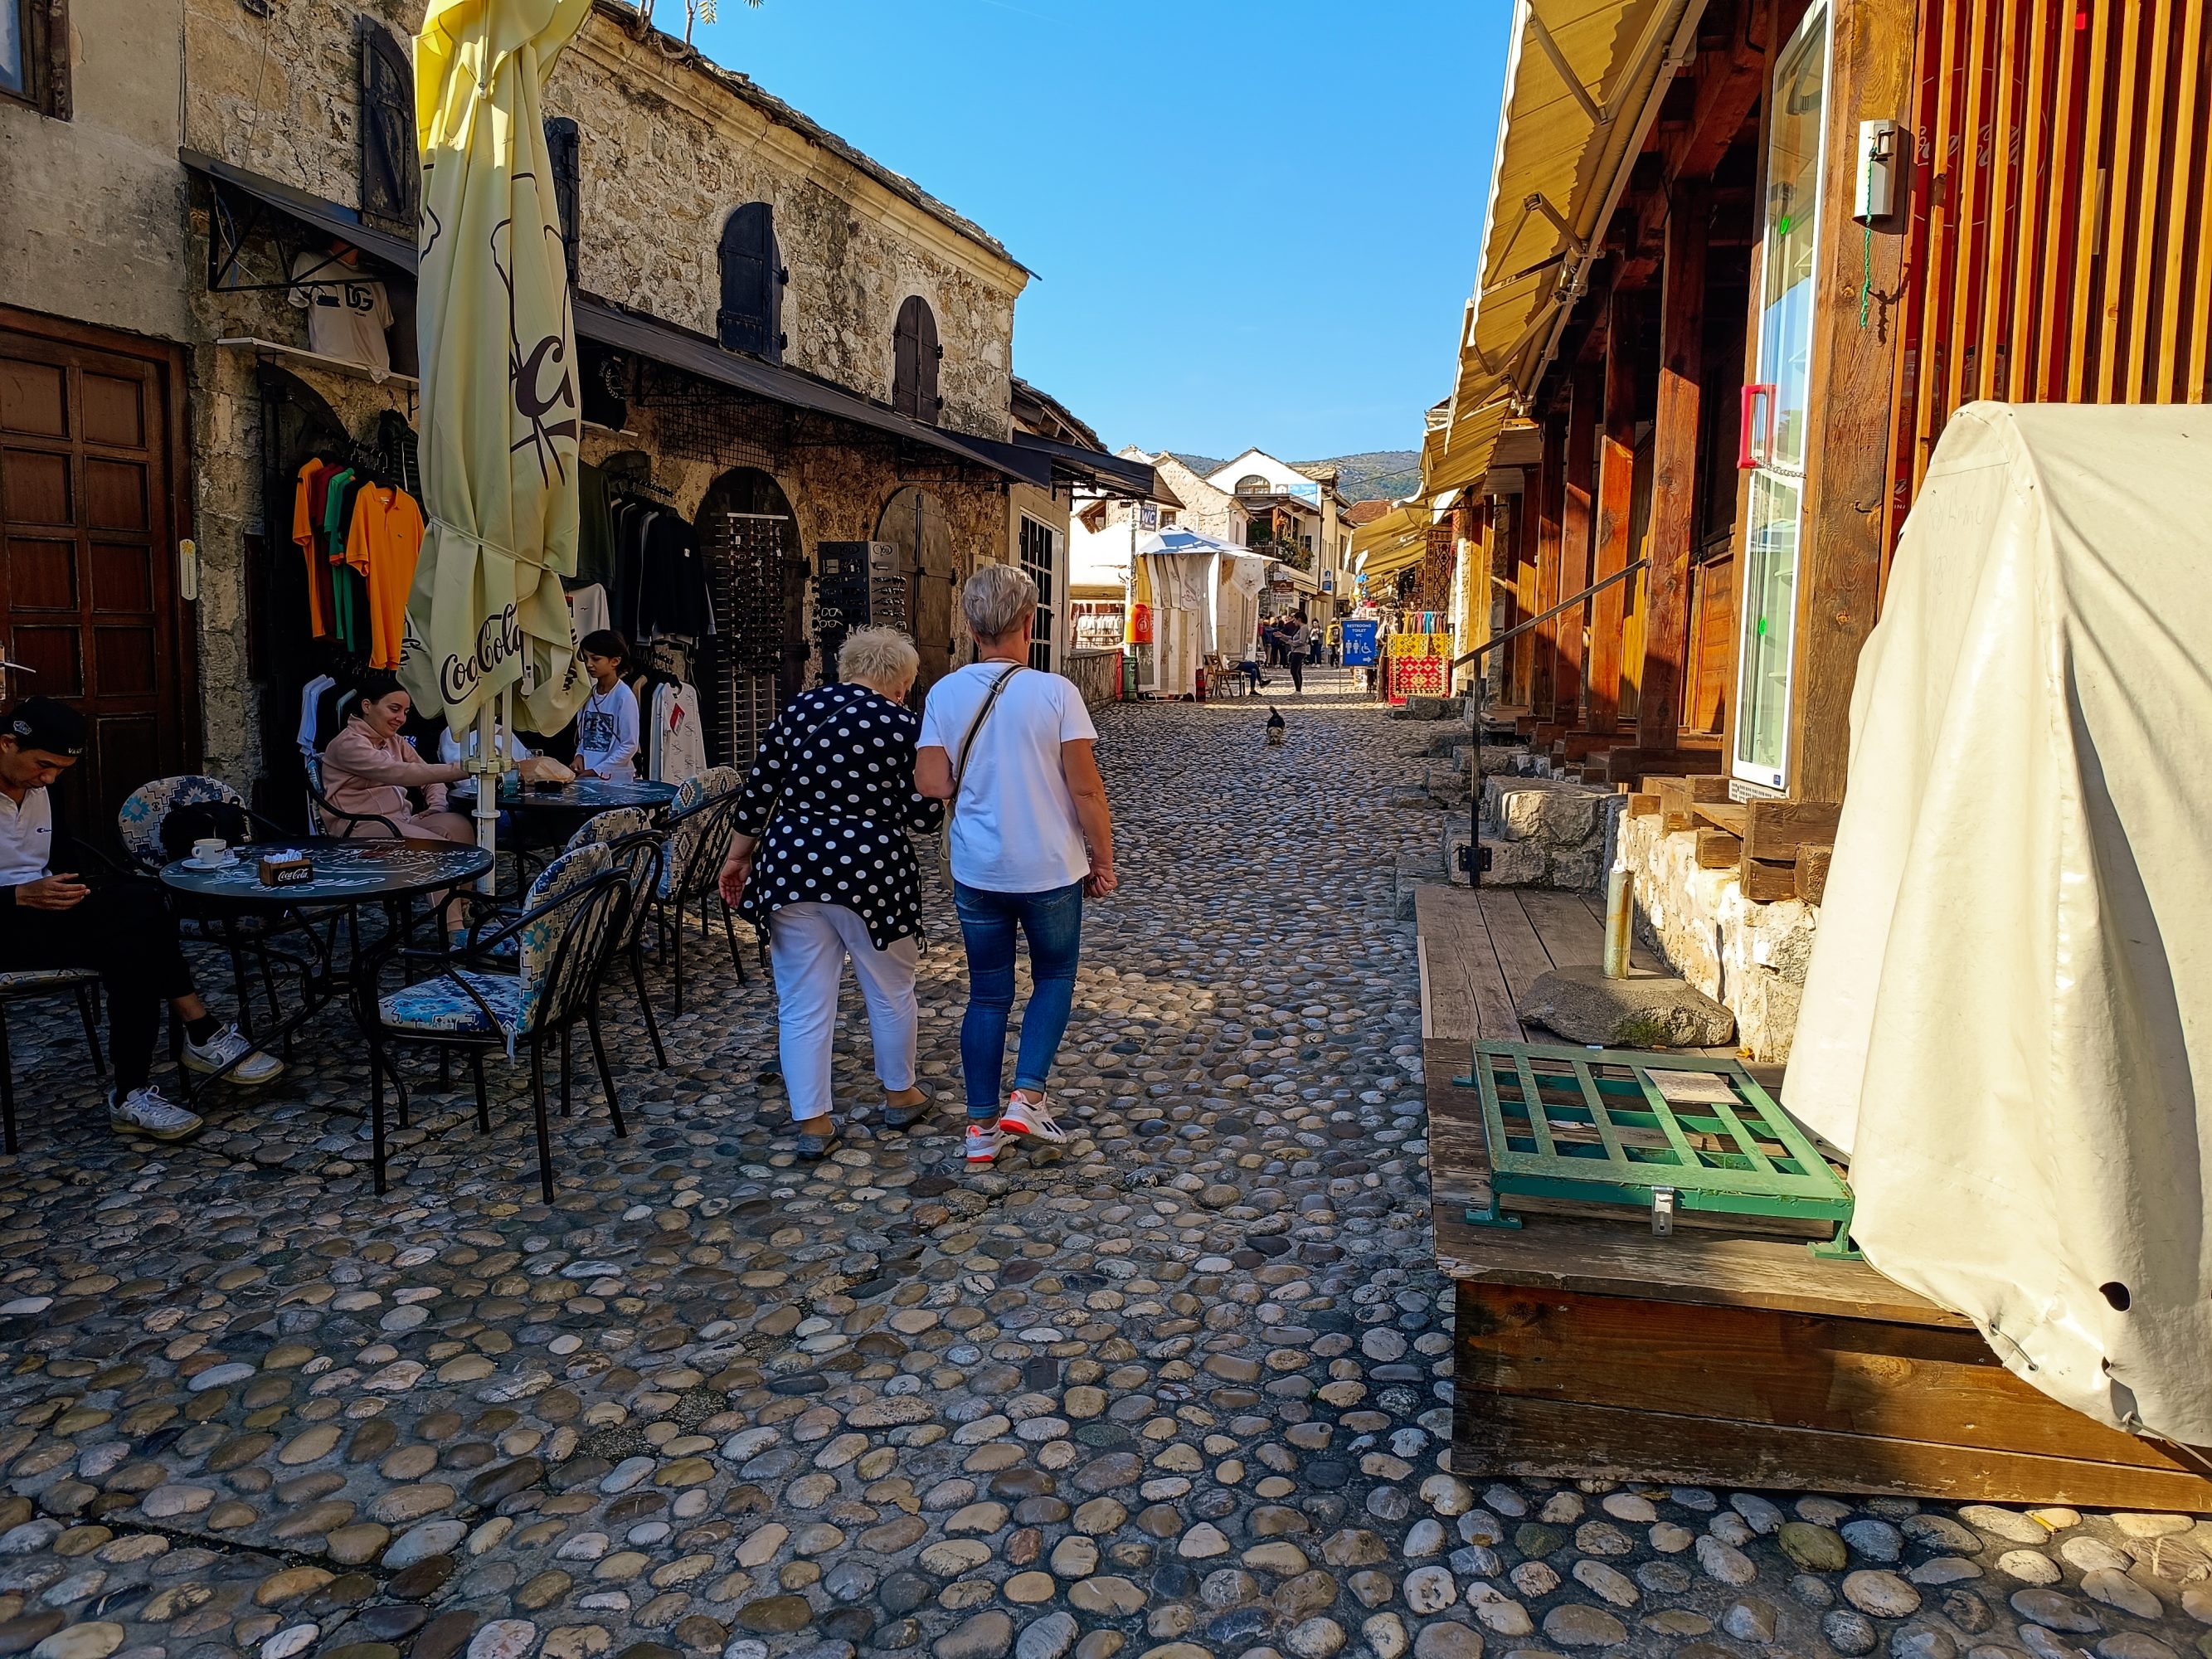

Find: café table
<box><xmin>159</xmin><ymin>839</ymin><xmax>493</xmax><ymax>1099</ymax></box>
<box><xmin>447</xmin><ymin>776</ymin><xmax>680</xmax><ymax>884</ymax></box>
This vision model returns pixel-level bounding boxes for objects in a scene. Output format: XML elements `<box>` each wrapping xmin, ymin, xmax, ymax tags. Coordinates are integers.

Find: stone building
<box><xmin>1</xmin><ymin>0</ymin><xmax>1141</xmax><ymax>825</ymax></box>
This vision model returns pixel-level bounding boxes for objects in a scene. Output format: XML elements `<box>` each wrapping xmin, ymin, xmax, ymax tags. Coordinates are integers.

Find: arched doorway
<box><xmin>696</xmin><ymin>466</ymin><xmax>805</xmax><ymax>761</ymax></box>
<box><xmin>876</xmin><ymin>487</ymin><xmax>955</xmax><ymax>695</ymax></box>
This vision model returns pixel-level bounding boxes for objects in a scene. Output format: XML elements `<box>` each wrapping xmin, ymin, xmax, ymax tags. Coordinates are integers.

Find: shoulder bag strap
<box><xmin>941</xmin><ymin>664</ymin><xmax>1024</xmax><ymax>882</ymax></box>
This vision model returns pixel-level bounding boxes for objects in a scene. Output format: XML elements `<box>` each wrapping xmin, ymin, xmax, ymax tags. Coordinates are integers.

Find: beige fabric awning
<box><xmin>1421</xmin><ymin>0</ymin><xmax>1704</xmax><ymax>497</ymax></box>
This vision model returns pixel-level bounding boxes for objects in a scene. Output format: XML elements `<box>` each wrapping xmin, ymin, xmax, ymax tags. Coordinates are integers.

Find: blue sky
<box><xmin>693</xmin><ymin>0</ymin><xmax>1513</xmax><ymax>462</ymax></box>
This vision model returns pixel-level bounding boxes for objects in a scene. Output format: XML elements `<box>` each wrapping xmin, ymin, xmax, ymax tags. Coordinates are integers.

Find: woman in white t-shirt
<box><xmin>917</xmin><ymin>564</ymin><xmax>1116</xmax><ymax>1170</ymax></box>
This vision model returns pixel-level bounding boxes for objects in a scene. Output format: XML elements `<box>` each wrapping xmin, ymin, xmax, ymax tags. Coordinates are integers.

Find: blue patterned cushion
<box><xmin>566</xmin><ymin>806</ymin><xmax>649</xmax><ymax>854</ymax></box>
<box><xmin>0</xmin><ymin>969</ymin><xmax>100</xmax><ymax>993</ymax></box>
<box><xmin>379</xmin><ymin>971</ymin><xmax>526</xmax><ymax>1035</ymax></box>
<box><xmin>117</xmin><ymin>776</ymin><xmax>243</xmax><ymax>868</ymax></box>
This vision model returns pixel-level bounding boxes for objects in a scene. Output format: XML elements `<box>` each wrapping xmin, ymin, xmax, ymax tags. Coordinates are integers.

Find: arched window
<box><xmin>717</xmin><ymin>203</ymin><xmax>785</xmax><ymax>360</ymax></box>
<box><xmin>892</xmin><ymin>295</ymin><xmax>941</xmax><ymax>424</ymax></box>
<box><xmin>357</xmin><ymin>20</ymin><xmax>417</xmax><ymax>230</ymax></box>
<box><xmin>1234</xmin><ymin>473</ymin><xmax>1271</xmax><ymax>495</ymax></box>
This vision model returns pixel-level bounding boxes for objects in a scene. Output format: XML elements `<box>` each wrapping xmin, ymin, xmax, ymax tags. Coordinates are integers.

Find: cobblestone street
<box><xmin>2</xmin><ymin>682</ymin><xmax>2210</xmax><ymax>1659</ymax></box>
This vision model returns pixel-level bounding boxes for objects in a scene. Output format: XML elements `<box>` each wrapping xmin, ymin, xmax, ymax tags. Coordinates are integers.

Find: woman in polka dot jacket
<box><xmin>718</xmin><ymin>627</ymin><xmax>945</xmax><ymax>1158</ymax></box>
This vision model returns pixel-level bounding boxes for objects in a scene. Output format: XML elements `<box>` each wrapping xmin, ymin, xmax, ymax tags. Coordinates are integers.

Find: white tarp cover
<box><xmin>1787</xmin><ymin>401</ymin><xmax>2212</xmax><ymax>1445</ymax></box>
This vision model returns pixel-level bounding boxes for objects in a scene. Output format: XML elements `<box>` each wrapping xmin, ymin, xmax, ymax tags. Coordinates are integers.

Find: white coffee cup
<box><xmin>192</xmin><ymin>837</ymin><xmax>226</xmax><ymax>865</ymax></box>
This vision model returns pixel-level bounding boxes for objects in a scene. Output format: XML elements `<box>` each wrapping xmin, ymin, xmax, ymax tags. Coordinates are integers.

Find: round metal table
<box><xmin>159</xmin><ymin>839</ymin><xmax>493</xmax><ymax>1094</ymax></box>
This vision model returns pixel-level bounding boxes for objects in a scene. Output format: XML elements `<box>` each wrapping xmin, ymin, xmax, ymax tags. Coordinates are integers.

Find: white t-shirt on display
<box><xmin>289</xmin><ymin>252</ymin><xmax>394</xmax><ymax>372</ymax></box>
<box><xmin>919</xmin><ymin>663</ymin><xmax>1097</xmax><ymax>893</ymax></box>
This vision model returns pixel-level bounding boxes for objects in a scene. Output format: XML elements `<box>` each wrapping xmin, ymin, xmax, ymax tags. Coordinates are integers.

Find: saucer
<box><xmin>188</xmin><ymin>852</ymin><xmax>237</xmax><ymax>870</ymax></box>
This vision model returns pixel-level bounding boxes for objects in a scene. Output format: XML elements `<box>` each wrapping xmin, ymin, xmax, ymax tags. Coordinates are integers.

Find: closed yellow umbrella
<box><xmin>403</xmin><ymin>0</ymin><xmax>591</xmax><ymax>864</ymax></box>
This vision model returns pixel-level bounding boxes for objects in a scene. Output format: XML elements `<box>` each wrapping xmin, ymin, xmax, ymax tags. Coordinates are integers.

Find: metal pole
<box><xmin>469</xmin><ymin>699</ymin><xmax>499</xmax><ymax>894</ymax></box>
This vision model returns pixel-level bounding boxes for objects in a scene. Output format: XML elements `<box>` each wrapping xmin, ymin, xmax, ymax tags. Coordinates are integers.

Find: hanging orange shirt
<box><xmin>292</xmin><ymin>459</ymin><xmax>330</xmax><ymax>637</ymax></box>
<box><xmin>342</xmin><ymin>484</ymin><xmax>427</xmax><ymax>669</ymax></box>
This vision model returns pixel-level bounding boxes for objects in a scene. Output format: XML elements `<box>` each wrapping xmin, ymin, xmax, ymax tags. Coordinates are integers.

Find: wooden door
<box><xmin>877</xmin><ymin>487</ymin><xmax>953</xmax><ymax>695</ymax></box>
<box><xmin>0</xmin><ymin>317</ymin><xmax>192</xmax><ymax>839</ymax></box>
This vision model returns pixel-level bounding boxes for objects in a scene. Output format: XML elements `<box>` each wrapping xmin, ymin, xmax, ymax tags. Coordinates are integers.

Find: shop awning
<box><xmin>955</xmin><ymin>430</ymin><xmax>1158</xmax><ymax>498</ymax></box>
<box><xmin>183</xmin><ymin>149</ymin><xmax>1050</xmax><ymax>488</ymax></box>
<box><xmin>1418</xmin><ymin>0</ymin><xmax>1703</xmax><ymax>496</ymax></box>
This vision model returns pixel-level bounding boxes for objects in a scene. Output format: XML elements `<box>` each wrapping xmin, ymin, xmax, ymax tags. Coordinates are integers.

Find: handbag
<box><xmin>940</xmin><ymin>663</ymin><xmax>1024</xmax><ymax>886</ymax></box>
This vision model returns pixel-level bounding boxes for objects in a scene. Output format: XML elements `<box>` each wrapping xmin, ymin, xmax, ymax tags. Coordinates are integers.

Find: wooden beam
<box><xmin>1512</xmin><ymin>477</ymin><xmax>1541</xmax><ymax>708</ymax></box>
<box><xmin>1742</xmin><ymin>799</ymin><xmax>1841</xmax><ymax>864</ymax></box>
<box><xmin>1787</xmin><ymin>0</ymin><xmax>1916</xmax><ymax>805</ymax></box>
<box><xmin>1665</xmin><ymin>2</ymin><xmax>1770</xmax><ymax>183</ymax></box>
<box><xmin>1640</xmin><ymin>177</ymin><xmax>1710</xmax><ymax>755</ymax></box>
<box><xmin>1531</xmin><ymin>415</ymin><xmax>1566</xmax><ymax>718</ymax></box>
<box><xmin>1555</xmin><ymin>358</ymin><xmax>1602</xmax><ymax>726</ymax></box>
<box><xmin>1588</xmin><ymin>285</ymin><xmax>1640</xmax><ymax>736</ymax></box>
<box><xmin>1694</xmin><ymin>829</ymin><xmax>1743</xmax><ymax>868</ymax></box>
<box><xmin>1739</xmin><ymin>855</ymin><xmax>1798</xmax><ymax>903</ymax></box>
<box><xmin>1795</xmin><ymin>842</ymin><xmax>1833</xmax><ymax>906</ymax></box>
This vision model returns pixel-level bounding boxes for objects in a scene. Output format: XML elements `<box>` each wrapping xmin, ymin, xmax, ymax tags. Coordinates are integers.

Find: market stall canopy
<box><xmin>1421</xmin><ymin>0</ymin><xmax>1703</xmax><ymax>498</ymax></box>
<box><xmin>402</xmin><ymin>0</ymin><xmax>592</xmax><ymax>735</ymax></box>
<box><xmin>1352</xmin><ymin>501</ymin><xmax>1440</xmax><ymax>581</ymax></box>
<box><xmin>1787</xmin><ymin>402</ymin><xmax>2212</xmax><ymax>1446</ymax></box>
<box><xmin>1135</xmin><ymin>528</ymin><xmax>1243</xmax><ymax>558</ymax></box>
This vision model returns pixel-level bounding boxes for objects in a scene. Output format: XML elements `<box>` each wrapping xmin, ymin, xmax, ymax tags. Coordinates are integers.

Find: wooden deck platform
<box><xmin>1417</xmin><ymin>885</ymin><xmax>2212</xmax><ymax>1509</ymax></box>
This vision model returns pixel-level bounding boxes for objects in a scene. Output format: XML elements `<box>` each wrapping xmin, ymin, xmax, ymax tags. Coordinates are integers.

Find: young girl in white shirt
<box><xmin>575</xmin><ymin>630</ymin><xmax>640</xmax><ymax>780</ymax></box>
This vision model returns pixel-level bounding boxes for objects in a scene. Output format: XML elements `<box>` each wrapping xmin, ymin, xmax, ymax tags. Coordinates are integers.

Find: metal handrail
<box><xmin>1452</xmin><ymin>557</ymin><xmax>1648</xmax><ymax>669</ymax></box>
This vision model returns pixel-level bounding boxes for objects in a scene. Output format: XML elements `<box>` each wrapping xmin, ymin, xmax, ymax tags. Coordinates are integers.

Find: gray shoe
<box><xmin>882</xmin><ymin>1088</ymin><xmax>935</xmax><ymax>1130</ymax></box>
<box><xmin>795</xmin><ymin>1126</ymin><xmax>837</xmax><ymax>1160</ymax></box>
<box><xmin>110</xmin><ymin>1085</ymin><xmax>203</xmax><ymax>1142</ymax></box>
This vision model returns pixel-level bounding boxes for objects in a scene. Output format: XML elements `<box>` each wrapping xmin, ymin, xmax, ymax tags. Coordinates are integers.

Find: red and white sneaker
<box><xmin>998</xmin><ymin>1092</ymin><xmax>1068</xmax><ymax>1145</ymax></box>
<box><xmin>965</xmin><ymin>1124</ymin><xmax>1005</xmax><ymax>1165</ymax></box>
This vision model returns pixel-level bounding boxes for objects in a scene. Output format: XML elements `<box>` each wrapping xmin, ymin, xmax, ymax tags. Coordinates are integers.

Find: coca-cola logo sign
<box><xmin>440</xmin><ymin>604</ymin><xmax>523</xmax><ymax>704</ymax></box>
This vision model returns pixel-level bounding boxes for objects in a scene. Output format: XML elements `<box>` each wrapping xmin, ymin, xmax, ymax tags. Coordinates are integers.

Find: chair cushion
<box><xmin>0</xmin><ymin>969</ymin><xmax>100</xmax><ymax>993</ymax></box>
<box><xmin>379</xmin><ymin>971</ymin><xmax>525</xmax><ymax>1036</ymax></box>
<box><xmin>117</xmin><ymin>776</ymin><xmax>243</xmax><ymax>868</ymax></box>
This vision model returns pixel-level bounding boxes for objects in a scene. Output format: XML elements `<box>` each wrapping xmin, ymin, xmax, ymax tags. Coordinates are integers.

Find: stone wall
<box><xmin>177</xmin><ymin>0</ymin><xmax>1025</xmax><ymax>440</ymax></box>
<box><xmin>0</xmin><ymin>0</ymin><xmax>192</xmax><ymax>343</ymax></box>
<box><xmin>1062</xmin><ymin>647</ymin><xmax>1121</xmax><ymax>710</ymax></box>
<box><xmin>163</xmin><ymin>0</ymin><xmax>1034</xmax><ymax>790</ymax></box>
<box><xmin>1618</xmin><ymin>811</ymin><xmax>1818</xmax><ymax>1063</ymax></box>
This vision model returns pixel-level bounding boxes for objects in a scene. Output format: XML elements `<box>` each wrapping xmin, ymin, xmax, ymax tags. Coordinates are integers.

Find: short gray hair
<box><xmin>961</xmin><ymin>563</ymin><xmax>1038</xmax><ymax>640</ymax></box>
<box><xmin>837</xmin><ymin>625</ymin><xmax>920</xmax><ymax>688</ymax></box>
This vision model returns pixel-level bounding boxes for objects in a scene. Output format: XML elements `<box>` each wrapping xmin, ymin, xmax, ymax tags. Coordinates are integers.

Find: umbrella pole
<box><xmin>472</xmin><ymin>701</ymin><xmax>499</xmax><ymax>894</ymax></box>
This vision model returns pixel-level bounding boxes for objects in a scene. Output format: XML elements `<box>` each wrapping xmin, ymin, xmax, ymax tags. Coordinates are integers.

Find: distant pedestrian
<box><xmin>718</xmin><ymin>627</ymin><xmax>942</xmax><ymax>1160</ymax></box>
<box><xmin>917</xmin><ymin>564</ymin><xmax>1116</xmax><ymax>1169</ymax></box>
<box><xmin>1278</xmin><ymin>610</ymin><xmax>1314</xmax><ymax>695</ymax></box>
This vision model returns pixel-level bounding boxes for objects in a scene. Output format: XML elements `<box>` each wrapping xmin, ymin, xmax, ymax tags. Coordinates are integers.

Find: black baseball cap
<box><xmin>3</xmin><ymin>698</ymin><xmax>86</xmax><ymax>758</ymax></box>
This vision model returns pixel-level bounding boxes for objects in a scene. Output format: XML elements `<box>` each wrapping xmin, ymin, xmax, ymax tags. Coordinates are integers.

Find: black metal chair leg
<box><xmin>528</xmin><ymin>1039</ymin><xmax>555</xmax><ymax>1203</ymax></box>
<box><xmin>470</xmin><ymin>1051</ymin><xmax>490</xmax><ymax>1134</ymax></box>
<box><xmin>438</xmin><ymin>1048</ymin><xmax>452</xmax><ymax>1089</ymax></box>
<box><xmin>630</xmin><ymin>945</ymin><xmax>668</xmax><ymax>1070</ymax></box>
<box><xmin>74</xmin><ymin>985</ymin><xmax>105</xmax><ymax>1078</ymax></box>
<box><xmin>368</xmin><ymin>1031</ymin><xmax>389</xmax><ymax>1194</ymax></box>
<box><xmin>670</xmin><ymin>920</ymin><xmax>686</xmax><ymax>1017</ymax></box>
<box><xmin>223</xmin><ymin>924</ymin><xmax>255</xmax><ymax>1044</ymax></box>
<box><xmin>585</xmin><ymin>1005</ymin><xmax>625</xmax><ymax>1137</ymax></box>
<box><xmin>0</xmin><ymin>1002</ymin><xmax>17</xmax><ymax>1155</ymax></box>
<box><xmin>719</xmin><ymin>902</ymin><xmax>746</xmax><ymax>984</ymax></box>
<box><xmin>559</xmin><ymin>1028</ymin><xmax>574</xmax><ymax>1119</ymax></box>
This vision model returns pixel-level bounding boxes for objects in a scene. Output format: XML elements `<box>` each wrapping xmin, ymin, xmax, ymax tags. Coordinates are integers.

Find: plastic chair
<box><xmin>0</xmin><ymin>971</ymin><xmax>105</xmax><ymax>1154</ymax></box>
<box><xmin>366</xmin><ymin>844</ymin><xmax>630</xmax><ymax>1199</ymax></box>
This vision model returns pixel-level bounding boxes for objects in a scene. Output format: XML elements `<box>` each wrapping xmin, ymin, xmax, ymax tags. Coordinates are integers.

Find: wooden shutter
<box><xmin>717</xmin><ymin>203</ymin><xmax>782</xmax><ymax>360</ymax></box>
<box><xmin>545</xmin><ymin>117</ymin><xmax>581</xmax><ymax>285</ymax></box>
<box><xmin>893</xmin><ymin>295</ymin><xmax>940</xmax><ymax>424</ymax></box>
<box><xmin>357</xmin><ymin>20</ymin><xmax>416</xmax><ymax>230</ymax></box>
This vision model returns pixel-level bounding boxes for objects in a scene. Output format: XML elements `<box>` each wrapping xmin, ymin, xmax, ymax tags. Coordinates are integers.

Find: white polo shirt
<box><xmin>0</xmin><ymin>787</ymin><xmax>51</xmax><ymax>888</ymax></box>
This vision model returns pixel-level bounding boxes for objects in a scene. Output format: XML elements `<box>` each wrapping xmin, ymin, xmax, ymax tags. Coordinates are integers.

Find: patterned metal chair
<box><xmin>302</xmin><ymin>752</ymin><xmax>404</xmax><ymax>839</ymax></box>
<box><xmin>0</xmin><ymin>971</ymin><xmax>105</xmax><ymax>1155</ymax></box>
<box><xmin>364</xmin><ymin>844</ymin><xmax>630</xmax><ymax>1200</ymax></box>
<box><xmin>649</xmin><ymin>768</ymin><xmax>748</xmax><ymax>1015</ymax></box>
<box><xmin>469</xmin><ymin>809</ymin><xmax>668</xmax><ymax>1071</ymax></box>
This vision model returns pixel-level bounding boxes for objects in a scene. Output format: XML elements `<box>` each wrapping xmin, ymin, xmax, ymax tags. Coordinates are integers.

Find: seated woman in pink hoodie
<box><xmin>318</xmin><ymin>673</ymin><xmax>474</xmax><ymax>845</ymax></box>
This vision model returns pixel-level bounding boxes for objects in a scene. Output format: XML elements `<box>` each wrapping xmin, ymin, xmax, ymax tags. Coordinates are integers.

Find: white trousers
<box><xmin>768</xmin><ymin>902</ymin><xmax>920</xmax><ymax>1124</ymax></box>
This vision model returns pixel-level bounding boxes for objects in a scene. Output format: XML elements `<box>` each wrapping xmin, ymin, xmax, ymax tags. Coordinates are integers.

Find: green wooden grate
<box><xmin>1458</xmin><ymin>1040</ymin><xmax>1855</xmax><ymax>1251</ymax></box>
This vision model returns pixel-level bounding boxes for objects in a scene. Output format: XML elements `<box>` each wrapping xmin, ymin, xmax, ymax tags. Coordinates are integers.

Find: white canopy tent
<box><xmin>1134</xmin><ymin>528</ymin><xmax>1263</xmax><ymax>697</ymax></box>
<box><xmin>1787</xmin><ymin>402</ymin><xmax>2212</xmax><ymax>1445</ymax></box>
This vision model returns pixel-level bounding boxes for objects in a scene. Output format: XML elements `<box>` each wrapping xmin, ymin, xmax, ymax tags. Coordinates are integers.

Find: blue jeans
<box><xmin>953</xmin><ymin>879</ymin><xmax>1084</xmax><ymax>1118</ymax></box>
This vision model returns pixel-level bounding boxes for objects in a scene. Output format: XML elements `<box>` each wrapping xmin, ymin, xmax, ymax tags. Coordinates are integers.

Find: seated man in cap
<box><xmin>0</xmin><ymin>697</ymin><xmax>281</xmax><ymax>1141</ymax></box>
